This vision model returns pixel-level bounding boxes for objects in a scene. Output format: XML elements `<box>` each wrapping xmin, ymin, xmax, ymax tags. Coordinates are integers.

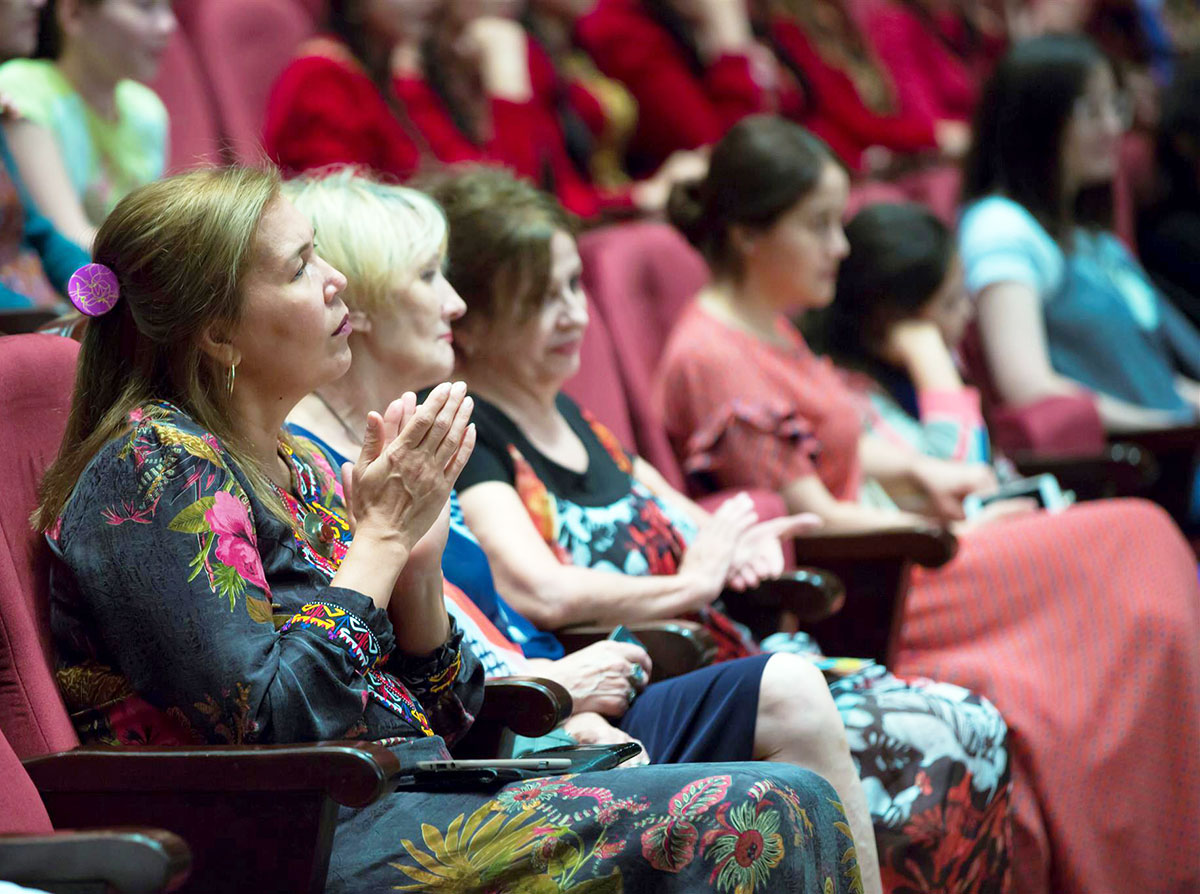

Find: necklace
<box><xmin>311</xmin><ymin>391</ymin><xmax>364</xmax><ymax>448</ymax></box>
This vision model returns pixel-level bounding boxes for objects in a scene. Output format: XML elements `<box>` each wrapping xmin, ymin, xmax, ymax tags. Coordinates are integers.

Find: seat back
<box><xmin>562</xmin><ymin>291</ymin><xmax>639</xmax><ymax>450</ymax></box>
<box><xmin>0</xmin><ymin>726</ymin><xmax>53</xmax><ymax>835</ymax></box>
<box><xmin>152</xmin><ymin>30</ymin><xmax>223</xmax><ymax>172</ymax></box>
<box><xmin>189</xmin><ymin>0</ymin><xmax>315</xmax><ymax>164</ymax></box>
<box><xmin>0</xmin><ymin>335</ymin><xmax>82</xmax><ymax>758</ymax></box>
<box><xmin>575</xmin><ymin>222</ymin><xmax>710</xmax><ymax>486</ymax></box>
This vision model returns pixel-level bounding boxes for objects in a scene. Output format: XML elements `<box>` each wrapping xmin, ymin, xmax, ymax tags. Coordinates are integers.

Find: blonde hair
<box><xmin>35</xmin><ymin>166</ymin><xmax>285</xmax><ymax>531</ymax></box>
<box><xmin>282</xmin><ymin>166</ymin><xmax>447</xmax><ymax>316</ymax></box>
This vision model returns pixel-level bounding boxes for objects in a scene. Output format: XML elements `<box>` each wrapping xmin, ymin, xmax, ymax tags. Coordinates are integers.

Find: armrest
<box><xmin>1012</xmin><ymin>443</ymin><xmax>1157</xmax><ymax>500</ymax></box>
<box><xmin>556</xmin><ymin>621</ymin><xmax>718</xmax><ymax>680</ymax></box>
<box><xmin>479</xmin><ymin>676</ymin><xmax>572</xmax><ymax>737</ymax></box>
<box><xmin>1109</xmin><ymin>425</ymin><xmax>1200</xmax><ymax>453</ymax></box>
<box><xmin>23</xmin><ymin>741</ymin><xmax>403</xmax><ymax>810</ymax></box>
<box><xmin>793</xmin><ymin>525</ymin><xmax>958</xmax><ymax>568</ymax></box>
<box><xmin>0</xmin><ymin>308</ymin><xmax>60</xmax><ymax>335</ymax></box>
<box><xmin>0</xmin><ymin>828</ymin><xmax>190</xmax><ymax>894</ymax></box>
<box><xmin>733</xmin><ymin>568</ymin><xmax>846</xmax><ymax>624</ymax></box>
<box><xmin>453</xmin><ymin>676</ymin><xmax>573</xmax><ymax>758</ymax></box>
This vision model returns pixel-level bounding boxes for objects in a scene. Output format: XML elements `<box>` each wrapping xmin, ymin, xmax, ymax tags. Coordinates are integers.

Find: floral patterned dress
<box><xmin>47</xmin><ymin>402</ymin><xmax>862</xmax><ymax>894</ymax></box>
<box><xmin>459</xmin><ymin>391</ymin><xmax>1013</xmax><ymax>894</ymax></box>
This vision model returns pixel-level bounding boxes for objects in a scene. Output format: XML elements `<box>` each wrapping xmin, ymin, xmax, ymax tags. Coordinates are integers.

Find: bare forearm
<box><xmin>1094</xmin><ymin>392</ymin><xmax>1190</xmax><ymax>433</ymax></box>
<box><xmin>388</xmin><ymin>569</ymin><xmax>452</xmax><ymax>656</ymax></box>
<box><xmin>495</xmin><ymin>563</ymin><xmax>704</xmax><ymax>630</ymax></box>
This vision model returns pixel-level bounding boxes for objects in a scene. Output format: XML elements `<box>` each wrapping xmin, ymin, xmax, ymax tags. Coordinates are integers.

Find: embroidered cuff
<box><xmin>389</xmin><ymin>621</ymin><xmax>467</xmax><ymax>694</ymax></box>
<box><xmin>279</xmin><ymin>587</ymin><xmax>396</xmax><ymax>673</ymax></box>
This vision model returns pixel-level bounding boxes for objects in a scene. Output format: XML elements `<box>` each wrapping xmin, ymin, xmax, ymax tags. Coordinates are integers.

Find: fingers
<box><xmin>382</xmin><ymin>393</ymin><xmax>415</xmax><ymax>444</ymax></box>
<box><xmin>339</xmin><ymin>460</ymin><xmax>357</xmax><ymax>529</ymax></box>
<box><xmin>357</xmin><ymin>411</ymin><xmax>386</xmax><ymax>466</ymax></box>
<box><xmin>434</xmin><ymin>392</ymin><xmax>474</xmax><ymax>467</ymax></box>
<box><xmin>445</xmin><ymin>423</ymin><xmax>477</xmax><ymax>485</ymax></box>
<box><xmin>605</xmin><ymin>641</ymin><xmax>652</xmax><ymax>674</ymax></box>
<box><xmin>396</xmin><ymin>382</ymin><xmax>453</xmax><ymax>450</ymax></box>
<box><xmin>755</xmin><ymin>513</ymin><xmax>823</xmax><ymax>540</ymax></box>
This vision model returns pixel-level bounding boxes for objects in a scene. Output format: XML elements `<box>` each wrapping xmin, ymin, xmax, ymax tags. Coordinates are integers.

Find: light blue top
<box><xmin>959</xmin><ymin>195</ymin><xmax>1200</xmax><ymax>419</ymax></box>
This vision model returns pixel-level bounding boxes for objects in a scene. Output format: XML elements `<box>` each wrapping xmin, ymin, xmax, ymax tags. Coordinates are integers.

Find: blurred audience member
<box><xmin>0</xmin><ymin>0</ymin><xmax>174</xmax><ymax>244</ymax></box>
<box><xmin>0</xmin><ymin>0</ymin><xmax>87</xmax><ymax>309</ymax></box>
<box><xmin>1138</xmin><ymin>53</ymin><xmax>1200</xmax><ymax>326</ymax></box>
<box><xmin>960</xmin><ymin>34</ymin><xmax>1200</xmax><ymax>435</ymax></box>
<box><xmin>812</xmin><ymin>202</ymin><xmax>986</xmax><ymax>463</ymax></box>
<box><xmin>658</xmin><ymin>113</ymin><xmax>1200</xmax><ymax>894</ymax></box>
<box><xmin>574</xmin><ymin>0</ymin><xmax>786</xmax><ymax>174</ymax></box>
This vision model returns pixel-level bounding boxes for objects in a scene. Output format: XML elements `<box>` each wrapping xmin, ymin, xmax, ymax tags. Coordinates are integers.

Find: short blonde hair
<box><xmin>282</xmin><ymin>167</ymin><xmax>447</xmax><ymax>316</ymax></box>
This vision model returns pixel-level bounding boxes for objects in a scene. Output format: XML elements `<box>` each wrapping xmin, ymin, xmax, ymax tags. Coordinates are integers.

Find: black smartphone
<box><xmin>519</xmin><ymin>741</ymin><xmax>644</xmax><ymax>773</ymax></box>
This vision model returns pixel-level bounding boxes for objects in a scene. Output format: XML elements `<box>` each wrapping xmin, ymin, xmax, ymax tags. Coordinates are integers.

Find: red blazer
<box><xmin>859</xmin><ymin>1</ymin><xmax>977</xmax><ymax>126</ymax></box>
<box><xmin>263</xmin><ymin>39</ymin><xmax>423</xmax><ymax>179</ymax></box>
<box><xmin>769</xmin><ymin>16</ymin><xmax>936</xmax><ymax>171</ymax></box>
<box><xmin>574</xmin><ymin>0</ymin><xmax>772</xmax><ymax>172</ymax></box>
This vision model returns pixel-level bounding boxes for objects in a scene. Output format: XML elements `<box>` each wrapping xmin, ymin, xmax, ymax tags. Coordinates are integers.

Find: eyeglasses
<box><xmin>1072</xmin><ymin>92</ymin><xmax>1134</xmax><ymax>130</ymax></box>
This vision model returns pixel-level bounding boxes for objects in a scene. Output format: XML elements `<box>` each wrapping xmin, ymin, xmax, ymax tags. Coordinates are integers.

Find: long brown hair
<box><xmin>34</xmin><ymin>166</ymin><xmax>283</xmax><ymax>531</ymax></box>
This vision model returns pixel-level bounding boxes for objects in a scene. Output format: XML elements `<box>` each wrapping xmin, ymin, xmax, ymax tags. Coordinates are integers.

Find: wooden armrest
<box><xmin>23</xmin><ymin>740</ymin><xmax>402</xmax><ymax>810</ymax></box>
<box><xmin>479</xmin><ymin>677</ymin><xmax>572</xmax><ymax>738</ymax></box>
<box><xmin>733</xmin><ymin>568</ymin><xmax>846</xmax><ymax>624</ymax></box>
<box><xmin>1012</xmin><ymin>443</ymin><xmax>1157</xmax><ymax>500</ymax></box>
<box><xmin>454</xmin><ymin>676</ymin><xmax>573</xmax><ymax>758</ymax></box>
<box><xmin>0</xmin><ymin>828</ymin><xmax>190</xmax><ymax>894</ymax></box>
<box><xmin>556</xmin><ymin>621</ymin><xmax>718</xmax><ymax>680</ymax></box>
<box><xmin>24</xmin><ymin>741</ymin><xmax>405</xmax><ymax>894</ymax></box>
<box><xmin>793</xmin><ymin>525</ymin><xmax>958</xmax><ymax>568</ymax></box>
<box><xmin>0</xmin><ymin>308</ymin><xmax>61</xmax><ymax>335</ymax></box>
<box><xmin>1109</xmin><ymin>425</ymin><xmax>1200</xmax><ymax>453</ymax></box>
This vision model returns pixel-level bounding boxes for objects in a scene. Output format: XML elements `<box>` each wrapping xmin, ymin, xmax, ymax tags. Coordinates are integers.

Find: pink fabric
<box><xmin>0</xmin><ymin>334</ymin><xmax>82</xmax><ymax>759</ymax></box>
<box><xmin>151</xmin><ymin>30</ymin><xmax>222</xmax><ymax>173</ymax></box>
<box><xmin>575</xmin><ymin>222</ymin><xmax>710</xmax><ymax>487</ymax></box>
<box><xmin>0</xmin><ymin>728</ymin><xmax>52</xmax><ymax>834</ymax></box>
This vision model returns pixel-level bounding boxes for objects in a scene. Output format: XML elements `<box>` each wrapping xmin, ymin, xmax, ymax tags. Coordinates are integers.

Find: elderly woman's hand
<box><xmin>726</xmin><ymin>512</ymin><xmax>823</xmax><ymax>591</ymax></box>
<box><xmin>547</xmin><ymin>641</ymin><xmax>653</xmax><ymax>717</ymax></box>
<box><xmin>341</xmin><ymin>381</ymin><xmax>476</xmax><ymax>559</ymax></box>
<box><xmin>562</xmin><ymin>712</ymin><xmax>651</xmax><ymax>766</ymax></box>
<box><xmin>676</xmin><ymin>493</ymin><xmax>758</xmax><ymax>609</ymax></box>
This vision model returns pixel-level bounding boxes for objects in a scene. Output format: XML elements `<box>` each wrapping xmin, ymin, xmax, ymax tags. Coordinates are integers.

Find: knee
<box><xmin>758</xmin><ymin>653</ymin><xmax>846</xmax><ymax>748</ymax></box>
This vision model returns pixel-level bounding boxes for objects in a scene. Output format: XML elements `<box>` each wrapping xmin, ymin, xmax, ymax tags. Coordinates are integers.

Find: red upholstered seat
<box><xmin>0</xmin><ymin>334</ymin><xmax>82</xmax><ymax>759</ymax></box>
<box><xmin>0</xmin><ymin>727</ymin><xmax>53</xmax><ymax>836</ymax></box>
<box><xmin>187</xmin><ymin>0</ymin><xmax>315</xmax><ymax>164</ymax></box>
<box><xmin>152</xmin><ymin>30</ymin><xmax>223</xmax><ymax>172</ymax></box>
<box><xmin>570</xmin><ymin>222</ymin><xmax>787</xmax><ymax>522</ymax></box>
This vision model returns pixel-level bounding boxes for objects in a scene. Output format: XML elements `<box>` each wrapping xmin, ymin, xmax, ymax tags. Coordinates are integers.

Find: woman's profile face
<box><xmin>916</xmin><ymin>255</ymin><xmax>972</xmax><ymax>349</ymax></box>
<box><xmin>230</xmin><ymin>196</ymin><xmax>351</xmax><ymax>404</ymax></box>
<box><xmin>370</xmin><ymin>246</ymin><xmax>467</xmax><ymax>390</ymax></box>
<box><xmin>1060</xmin><ymin>63</ymin><xmax>1127</xmax><ymax>193</ymax></box>
<box><xmin>741</xmin><ymin>161</ymin><xmax>851</xmax><ymax>314</ymax></box>
<box><xmin>65</xmin><ymin>0</ymin><xmax>175</xmax><ymax>84</ymax></box>
<box><xmin>465</xmin><ymin>229</ymin><xmax>589</xmax><ymax>393</ymax></box>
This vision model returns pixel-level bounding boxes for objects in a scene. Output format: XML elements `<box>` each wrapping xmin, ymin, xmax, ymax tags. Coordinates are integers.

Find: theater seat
<box><xmin>187</xmin><ymin>0</ymin><xmax>315</xmax><ymax>164</ymax></box>
<box><xmin>572</xmin><ymin>224</ymin><xmax>955</xmax><ymax>660</ymax></box>
<box><xmin>0</xmin><ymin>334</ymin><xmax>571</xmax><ymax>893</ymax></box>
<box><xmin>151</xmin><ymin>30</ymin><xmax>222</xmax><ymax>172</ymax></box>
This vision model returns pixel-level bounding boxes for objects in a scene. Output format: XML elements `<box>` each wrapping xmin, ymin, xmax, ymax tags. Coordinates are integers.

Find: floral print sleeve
<box><xmin>49</xmin><ymin>405</ymin><xmax>481</xmax><ymax>747</ymax></box>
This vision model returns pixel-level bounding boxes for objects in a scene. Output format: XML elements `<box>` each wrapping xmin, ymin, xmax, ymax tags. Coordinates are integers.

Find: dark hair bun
<box><xmin>666</xmin><ymin>177</ymin><xmax>710</xmax><ymax>249</ymax></box>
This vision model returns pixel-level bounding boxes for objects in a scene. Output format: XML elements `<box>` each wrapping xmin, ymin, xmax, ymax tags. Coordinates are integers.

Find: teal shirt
<box><xmin>960</xmin><ymin>195</ymin><xmax>1200</xmax><ymax>420</ymax></box>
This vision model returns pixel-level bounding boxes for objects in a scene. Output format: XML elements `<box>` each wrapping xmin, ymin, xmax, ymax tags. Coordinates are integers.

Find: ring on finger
<box><xmin>628</xmin><ymin>664</ymin><xmax>646</xmax><ymax>688</ymax></box>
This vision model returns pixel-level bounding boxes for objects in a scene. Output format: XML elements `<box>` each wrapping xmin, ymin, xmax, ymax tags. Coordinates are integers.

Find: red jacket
<box><xmin>264</xmin><ymin>40</ymin><xmax>423</xmax><ymax>179</ymax></box>
<box><xmin>769</xmin><ymin>16</ymin><xmax>936</xmax><ymax>171</ymax></box>
<box><xmin>574</xmin><ymin>0</ymin><xmax>773</xmax><ymax>172</ymax></box>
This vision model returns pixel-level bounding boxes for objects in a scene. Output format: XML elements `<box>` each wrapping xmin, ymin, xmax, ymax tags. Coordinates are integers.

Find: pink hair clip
<box><xmin>67</xmin><ymin>263</ymin><xmax>121</xmax><ymax>317</ymax></box>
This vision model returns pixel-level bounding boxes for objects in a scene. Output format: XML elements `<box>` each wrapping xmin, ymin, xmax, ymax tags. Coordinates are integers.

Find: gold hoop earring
<box><xmin>227</xmin><ymin>362</ymin><xmax>237</xmax><ymax>396</ymax></box>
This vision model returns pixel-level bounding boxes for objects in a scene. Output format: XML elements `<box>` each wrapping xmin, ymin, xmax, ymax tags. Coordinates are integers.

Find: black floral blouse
<box><xmin>48</xmin><ymin>402</ymin><xmax>481</xmax><ymax>749</ymax></box>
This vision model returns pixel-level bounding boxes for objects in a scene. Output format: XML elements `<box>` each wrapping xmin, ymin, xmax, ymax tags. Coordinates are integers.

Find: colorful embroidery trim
<box><xmin>280</xmin><ymin>601</ymin><xmax>382</xmax><ymax>672</ymax></box>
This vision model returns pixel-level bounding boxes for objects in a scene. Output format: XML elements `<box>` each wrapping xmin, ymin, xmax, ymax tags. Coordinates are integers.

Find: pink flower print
<box><xmin>205</xmin><ymin>491</ymin><xmax>270</xmax><ymax>594</ymax></box>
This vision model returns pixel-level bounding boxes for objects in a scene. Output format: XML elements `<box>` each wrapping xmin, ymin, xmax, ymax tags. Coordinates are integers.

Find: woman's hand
<box><xmin>547</xmin><ymin>641</ymin><xmax>652</xmax><ymax>717</ymax></box>
<box><xmin>677</xmin><ymin>493</ymin><xmax>758</xmax><ymax>609</ymax></box>
<box><xmin>562</xmin><ymin>712</ymin><xmax>651</xmax><ymax>766</ymax></box>
<box><xmin>952</xmin><ymin>496</ymin><xmax>1039</xmax><ymax>535</ymax></box>
<box><xmin>726</xmin><ymin>512</ymin><xmax>822</xmax><ymax>591</ymax></box>
<box><xmin>909</xmin><ymin>456</ymin><xmax>997</xmax><ymax>522</ymax></box>
<box><xmin>340</xmin><ymin>381</ymin><xmax>476</xmax><ymax>557</ymax></box>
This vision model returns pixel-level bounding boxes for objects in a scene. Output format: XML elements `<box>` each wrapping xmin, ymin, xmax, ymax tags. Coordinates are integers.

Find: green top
<box><xmin>0</xmin><ymin>58</ymin><xmax>167</xmax><ymax>224</ymax></box>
